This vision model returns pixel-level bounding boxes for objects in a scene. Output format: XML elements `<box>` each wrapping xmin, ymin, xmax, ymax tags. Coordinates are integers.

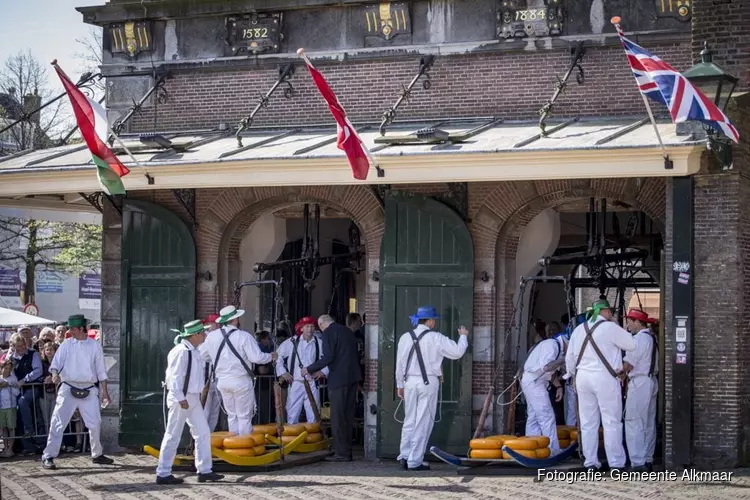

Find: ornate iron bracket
<box><xmin>236</xmin><ymin>64</ymin><xmax>296</xmax><ymax>147</ymax></box>
<box><xmin>78</xmin><ymin>192</ymin><xmax>104</xmax><ymax>214</ymax></box>
<box><xmin>370</xmin><ymin>184</ymin><xmax>391</xmax><ymax>208</ymax></box>
<box><xmin>0</xmin><ymin>72</ymin><xmax>103</xmax><ymax>138</ymax></box>
<box><xmin>102</xmin><ymin>193</ymin><xmax>124</xmax><ymax>216</ymax></box>
<box><xmin>435</xmin><ymin>182</ymin><xmax>469</xmax><ymax>222</ymax></box>
<box><xmin>538</xmin><ymin>41</ymin><xmax>585</xmax><ymax>137</ymax></box>
<box><xmin>109</xmin><ymin>70</ymin><xmax>171</xmax><ymax>142</ymax></box>
<box><xmin>379</xmin><ymin>55</ymin><xmax>435</xmax><ymax>136</ymax></box>
<box><xmin>171</xmin><ymin>189</ymin><xmax>197</xmax><ymax>228</ymax></box>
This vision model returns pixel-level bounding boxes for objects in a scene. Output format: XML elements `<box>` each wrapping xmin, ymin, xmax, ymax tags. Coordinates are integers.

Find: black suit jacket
<box><xmin>307</xmin><ymin>322</ymin><xmax>363</xmax><ymax>389</ymax></box>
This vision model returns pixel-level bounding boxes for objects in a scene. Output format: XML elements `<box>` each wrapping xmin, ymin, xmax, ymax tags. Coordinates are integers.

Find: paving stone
<box><xmin>2</xmin><ymin>454</ymin><xmax>750</xmax><ymax>500</ymax></box>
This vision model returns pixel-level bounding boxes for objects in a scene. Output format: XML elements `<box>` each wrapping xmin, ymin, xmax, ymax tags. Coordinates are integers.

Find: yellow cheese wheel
<box><xmin>224</xmin><ymin>448</ymin><xmax>256</xmax><ymax>457</ymax></box>
<box><xmin>487</xmin><ymin>434</ymin><xmax>516</xmax><ymax>441</ymax></box>
<box><xmin>281</xmin><ymin>435</ymin><xmax>298</xmax><ymax>444</ymax></box>
<box><xmin>469</xmin><ymin>449</ymin><xmax>503</xmax><ymax>459</ymax></box>
<box><xmin>569</xmin><ymin>430</ymin><xmax>578</xmax><ymax>441</ymax></box>
<box><xmin>223</xmin><ymin>435</ymin><xmax>257</xmax><ymax>449</ymax></box>
<box><xmin>282</xmin><ymin>424</ymin><xmax>306</xmax><ymax>436</ymax></box>
<box><xmin>305</xmin><ymin>432</ymin><xmax>324</xmax><ymax>443</ymax></box>
<box><xmin>503</xmin><ymin>449</ymin><xmax>537</xmax><ymax>459</ymax></box>
<box><xmin>211</xmin><ymin>435</ymin><xmax>226</xmax><ymax>448</ymax></box>
<box><xmin>252</xmin><ymin>424</ymin><xmax>279</xmax><ymax>436</ymax></box>
<box><xmin>250</xmin><ymin>433</ymin><xmax>266</xmax><ymax>446</ymax></box>
<box><xmin>303</xmin><ymin>422</ymin><xmax>321</xmax><ymax>433</ymax></box>
<box><xmin>503</xmin><ymin>438</ymin><xmax>538</xmax><ymax>451</ymax></box>
<box><xmin>524</xmin><ymin>436</ymin><xmax>550</xmax><ymax>448</ymax></box>
<box><xmin>535</xmin><ymin>448</ymin><xmax>551</xmax><ymax>459</ymax></box>
<box><xmin>253</xmin><ymin>445</ymin><xmax>266</xmax><ymax>455</ymax></box>
<box><xmin>469</xmin><ymin>438</ymin><xmax>504</xmax><ymax>450</ymax></box>
<box><xmin>556</xmin><ymin>429</ymin><xmax>570</xmax><ymax>439</ymax></box>
<box><xmin>211</xmin><ymin>431</ymin><xmax>236</xmax><ymax>437</ymax></box>
<box><xmin>559</xmin><ymin>439</ymin><xmax>570</xmax><ymax>448</ymax></box>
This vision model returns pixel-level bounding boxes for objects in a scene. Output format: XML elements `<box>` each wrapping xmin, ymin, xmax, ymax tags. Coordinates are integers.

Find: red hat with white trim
<box><xmin>625</xmin><ymin>309</ymin><xmax>653</xmax><ymax>323</ymax></box>
<box><xmin>295</xmin><ymin>316</ymin><xmax>318</xmax><ymax>335</ymax></box>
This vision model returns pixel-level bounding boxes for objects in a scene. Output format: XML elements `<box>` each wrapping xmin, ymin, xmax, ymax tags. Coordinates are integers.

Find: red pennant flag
<box><xmin>298</xmin><ymin>49</ymin><xmax>373</xmax><ymax>180</ymax></box>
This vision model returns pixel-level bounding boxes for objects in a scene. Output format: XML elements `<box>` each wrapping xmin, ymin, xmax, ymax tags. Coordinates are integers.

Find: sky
<box><xmin>0</xmin><ymin>0</ymin><xmax>99</xmax><ymax>95</ymax></box>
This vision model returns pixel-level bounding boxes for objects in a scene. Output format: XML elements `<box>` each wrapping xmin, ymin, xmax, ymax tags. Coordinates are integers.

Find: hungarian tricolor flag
<box><xmin>54</xmin><ymin>64</ymin><xmax>130</xmax><ymax>195</ymax></box>
<box><xmin>299</xmin><ymin>50</ymin><xmax>372</xmax><ymax>180</ymax></box>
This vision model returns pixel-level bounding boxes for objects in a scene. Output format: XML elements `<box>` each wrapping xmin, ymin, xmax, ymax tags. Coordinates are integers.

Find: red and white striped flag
<box><xmin>298</xmin><ymin>49</ymin><xmax>375</xmax><ymax>180</ymax></box>
<box><xmin>54</xmin><ymin>63</ymin><xmax>130</xmax><ymax>195</ymax></box>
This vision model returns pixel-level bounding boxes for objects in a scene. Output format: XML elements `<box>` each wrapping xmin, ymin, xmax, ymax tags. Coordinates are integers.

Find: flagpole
<box><xmin>297</xmin><ymin>48</ymin><xmax>385</xmax><ymax>178</ymax></box>
<box><xmin>611</xmin><ymin>17</ymin><xmax>671</xmax><ymax>168</ymax></box>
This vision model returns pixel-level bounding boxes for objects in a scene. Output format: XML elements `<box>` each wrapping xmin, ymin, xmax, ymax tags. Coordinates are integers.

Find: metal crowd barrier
<box><xmin>0</xmin><ymin>381</ymin><xmax>92</xmax><ymax>456</ymax></box>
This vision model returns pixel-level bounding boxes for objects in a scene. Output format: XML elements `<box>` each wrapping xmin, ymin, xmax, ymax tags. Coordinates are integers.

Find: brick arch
<box><xmin>195</xmin><ymin>185</ymin><xmax>384</xmax><ymax>316</ymax></box>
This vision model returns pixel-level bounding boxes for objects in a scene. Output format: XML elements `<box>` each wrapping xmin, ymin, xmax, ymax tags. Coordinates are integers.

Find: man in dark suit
<box><xmin>303</xmin><ymin>314</ymin><xmax>362</xmax><ymax>462</ymax></box>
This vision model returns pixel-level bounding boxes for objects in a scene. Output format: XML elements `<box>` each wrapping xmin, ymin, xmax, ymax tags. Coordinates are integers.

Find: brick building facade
<box><xmin>1</xmin><ymin>0</ymin><xmax>748</xmax><ymax>468</ymax></box>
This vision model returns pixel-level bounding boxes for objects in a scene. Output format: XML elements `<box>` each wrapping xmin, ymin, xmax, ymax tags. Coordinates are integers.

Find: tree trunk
<box><xmin>24</xmin><ymin>221</ymin><xmax>37</xmax><ymax>305</ymax></box>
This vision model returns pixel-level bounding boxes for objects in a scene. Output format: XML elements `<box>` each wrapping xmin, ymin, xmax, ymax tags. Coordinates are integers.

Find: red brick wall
<box><xmin>129</xmin><ymin>43</ymin><xmax>691</xmax><ymax>133</ymax></box>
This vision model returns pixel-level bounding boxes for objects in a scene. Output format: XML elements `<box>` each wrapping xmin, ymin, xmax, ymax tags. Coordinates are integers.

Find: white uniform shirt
<box><xmin>165</xmin><ymin>340</ymin><xmax>205</xmax><ymax>400</ymax></box>
<box><xmin>204</xmin><ymin>325</ymin><xmax>273</xmax><ymax>382</ymax></box>
<box><xmin>395</xmin><ymin>324</ymin><xmax>469</xmax><ymax>389</ymax></box>
<box><xmin>0</xmin><ymin>373</ymin><xmax>19</xmax><ymax>409</ymax></box>
<box><xmin>50</xmin><ymin>337</ymin><xmax>108</xmax><ymax>387</ymax></box>
<box><xmin>565</xmin><ymin>316</ymin><xmax>635</xmax><ymax>377</ymax></box>
<box><xmin>623</xmin><ymin>329</ymin><xmax>658</xmax><ymax>378</ymax></box>
<box><xmin>522</xmin><ymin>337</ymin><xmax>564</xmax><ymax>382</ymax></box>
<box><xmin>276</xmin><ymin>335</ymin><xmax>329</xmax><ymax>380</ymax></box>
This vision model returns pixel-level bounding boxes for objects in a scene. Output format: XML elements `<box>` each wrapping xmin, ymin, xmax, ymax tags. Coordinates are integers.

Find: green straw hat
<box><xmin>586</xmin><ymin>299</ymin><xmax>611</xmax><ymax>322</ymax></box>
<box><xmin>217</xmin><ymin>305</ymin><xmax>245</xmax><ymax>325</ymax></box>
<box><xmin>172</xmin><ymin>319</ymin><xmax>209</xmax><ymax>345</ymax></box>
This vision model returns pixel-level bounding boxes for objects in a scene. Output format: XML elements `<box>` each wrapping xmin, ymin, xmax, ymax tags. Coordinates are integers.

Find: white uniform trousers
<box><xmin>564</xmin><ymin>382</ymin><xmax>577</xmax><ymax>426</ymax></box>
<box><xmin>42</xmin><ymin>384</ymin><xmax>103</xmax><ymax>460</ymax></box>
<box><xmin>216</xmin><ymin>376</ymin><xmax>255</xmax><ymax>435</ymax></box>
<box><xmin>397</xmin><ymin>375</ymin><xmax>439</xmax><ymax>469</ymax></box>
<box><xmin>203</xmin><ymin>384</ymin><xmax>222</xmax><ymax>432</ymax></box>
<box><xmin>156</xmin><ymin>393</ymin><xmax>212</xmax><ymax>477</ymax></box>
<box><xmin>521</xmin><ymin>376</ymin><xmax>561</xmax><ymax>455</ymax></box>
<box><xmin>625</xmin><ymin>376</ymin><xmax>658</xmax><ymax>467</ymax></box>
<box><xmin>286</xmin><ymin>379</ymin><xmax>321</xmax><ymax>424</ymax></box>
<box><xmin>576</xmin><ymin>371</ymin><xmax>626</xmax><ymax>468</ymax></box>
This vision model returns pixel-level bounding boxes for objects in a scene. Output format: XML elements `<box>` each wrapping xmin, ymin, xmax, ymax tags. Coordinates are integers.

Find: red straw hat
<box><xmin>295</xmin><ymin>316</ymin><xmax>318</xmax><ymax>335</ymax></box>
<box><xmin>204</xmin><ymin>313</ymin><xmax>220</xmax><ymax>324</ymax></box>
<box><xmin>625</xmin><ymin>308</ymin><xmax>651</xmax><ymax>323</ymax></box>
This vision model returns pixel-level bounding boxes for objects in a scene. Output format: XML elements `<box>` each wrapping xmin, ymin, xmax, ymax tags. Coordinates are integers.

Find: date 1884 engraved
<box><xmin>497</xmin><ymin>0</ymin><xmax>563</xmax><ymax>39</ymax></box>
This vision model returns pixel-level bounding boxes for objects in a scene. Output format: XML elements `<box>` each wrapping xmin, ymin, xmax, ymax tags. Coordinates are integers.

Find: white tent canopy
<box><xmin>0</xmin><ymin>307</ymin><xmax>56</xmax><ymax>327</ymax></box>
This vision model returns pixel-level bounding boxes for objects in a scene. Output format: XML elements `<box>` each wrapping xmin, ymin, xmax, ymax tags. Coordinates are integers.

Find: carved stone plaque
<box><xmin>225</xmin><ymin>13</ymin><xmax>282</xmax><ymax>55</ymax></box>
<box><xmin>363</xmin><ymin>2</ymin><xmax>411</xmax><ymax>44</ymax></box>
<box><xmin>654</xmin><ymin>0</ymin><xmax>691</xmax><ymax>22</ymax></box>
<box><xmin>496</xmin><ymin>0</ymin><xmax>564</xmax><ymax>39</ymax></box>
<box><xmin>109</xmin><ymin>20</ymin><xmax>153</xmax><ymax>58</ymax></box>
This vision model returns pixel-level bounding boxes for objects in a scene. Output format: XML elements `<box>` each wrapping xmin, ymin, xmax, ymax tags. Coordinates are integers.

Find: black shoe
<box><xmin>585</xmin><ymin>466</ymin><xmax>600</xmax><ymax>472</ymax></box>
<box><xmin>42</xmin><ymin>458</ymin><xmax>56</xmax><ymax>470</ymax></box>
<box><xmin>197</xmin><ymin>472</ymin><xmax>224</xmax><ymax>483</ymax></box>
<box><xmin>646</xmin><ymin>462</ymin><xmax>653</xmax><ymax>472</ymax></box>
<box><xmin>92</xmin><ymin>455</ymin><xmax>114</xmax><ymax>465</ymax></box>
<box><xmin>399</xmin><ymin>459</ymin><xmax>407</xmax><ymax>470</ymax></box>
<box><xmin>325</xmin><ymin>455</ymin><xmax>352</xmax><ymax>462</ymax></box>
<box><xmin>408</xmin><ymin>464</ymin><xmax>431</xmax><ymax>471</ymax></box>
<box><xmin>156</xmin><ymin>475</ymin><xmax>183</xmax><ymax>485</ymax></box>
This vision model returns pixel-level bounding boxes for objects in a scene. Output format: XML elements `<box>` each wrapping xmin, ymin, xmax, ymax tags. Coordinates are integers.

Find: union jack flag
<box><xmin>614</xmin><ymin>22</ymin><xmax>739</xmax><ymax>144</ymax></box>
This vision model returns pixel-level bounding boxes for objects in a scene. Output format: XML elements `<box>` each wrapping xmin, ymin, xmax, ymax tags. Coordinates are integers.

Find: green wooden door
<box><xmin>376</xmin><ymin>191</ymin><xmax>474</xmax><ymax>458</ymax></box>
<box><xmin>119</xmin><ymin>199</ymin><xmax>196</xmax><ymax>447</ymax></box>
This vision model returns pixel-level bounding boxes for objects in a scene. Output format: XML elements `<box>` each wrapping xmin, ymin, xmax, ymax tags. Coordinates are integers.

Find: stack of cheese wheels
<box><xmin>222</xmin><ymin>433</ymin><xmax>267</xmax><ymax>457</ymax></box>
<box><xmin>303</xmin><ymin>422</ymin><xmax>324</xmax><ymax>443</ymax></box>
<box><xmin>557</xmin><ymin>425</ymin><xmax>577</xmax><ymax>448</ymax></box>
<box><xmin>210</xmin><ymin>431</ymin><xmax>235</xmax><ymax>449</ymax></box>
<box><xmin>468</xmin><ymin>437</ymin><xmax>504</xmax><ymax>459</ymax></box>
<box><xmin>524</xmin><ymin>435</ymin><xmax>552</xmax><ymax>459</ymax></box>
<box><xmin>279</xmin><ymin>423</ymin><xmax>307</xmax><ymax>444</ymax></box>
<box><xmin>501</xmin><ymin>437</ymin><xmax>540</xmax><ymax>459</ymax></box>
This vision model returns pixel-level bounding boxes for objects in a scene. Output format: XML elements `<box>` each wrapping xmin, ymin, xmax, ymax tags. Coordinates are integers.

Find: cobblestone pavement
<box><xmin>2</xmin><ymin>453</ymin><xmax>750</xmax><ymax>500</ymax></box>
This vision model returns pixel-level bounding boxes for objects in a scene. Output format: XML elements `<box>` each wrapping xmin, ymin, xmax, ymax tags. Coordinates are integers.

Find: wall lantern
<box><xmin>682</xmin><ymin>42</ymin><xmax>739</xmax><ymax>169</ymax></box>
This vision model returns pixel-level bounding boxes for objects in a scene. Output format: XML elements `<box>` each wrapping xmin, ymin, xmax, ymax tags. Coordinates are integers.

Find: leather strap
<box><xmin>405</xmin><ymin>329</ymin><xmax>431</xmax><ymax>385</ymax></box>
<box><xmin>183</xmin><ymin>346</ymin><xmax>192</xmax><ymax>397</ymax></box>
<box><xmin>575</xmin><ymin>320</ymin><xmax>619</xmax><ymax>378</ymax></box>
<box><xmin>648</xmin><ymin>332</ymin><xmax>659</xmax><ymax>377</ymax></box>
<box><xmin>213</xmin><ymin>327</ymin><xmax>255</xmax><ymax>381</ymax></box>
<box><xmin>289</xmin><ymin>337</ymin><xmax>321</xmax><ymax>381</ymax></box>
